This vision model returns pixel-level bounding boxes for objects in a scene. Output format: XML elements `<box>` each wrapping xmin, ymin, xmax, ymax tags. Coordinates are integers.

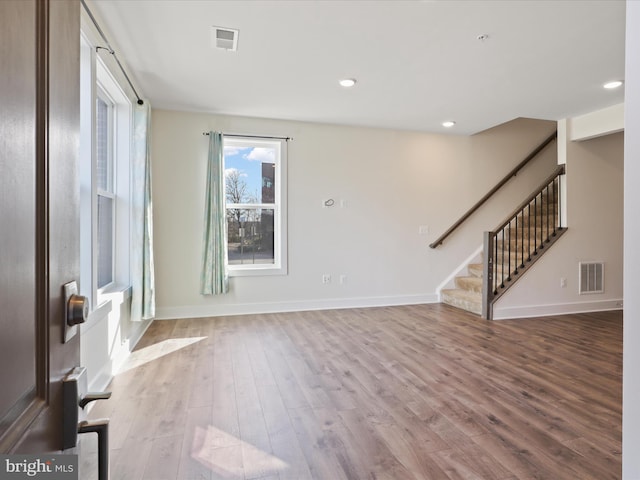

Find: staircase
<box><xmin>441</xmin><ymin>263</ymin><xmax>484</xmax><ymax>315</ymax></box>
<box><xmin>441</xmin><ymin>165</ymin><xmax>566</xmax><ymax>319</ymax></box>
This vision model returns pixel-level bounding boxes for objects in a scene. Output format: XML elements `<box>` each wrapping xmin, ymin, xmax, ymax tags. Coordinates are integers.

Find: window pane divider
<box><xmin>96</xmin><ymin>189</ymin><xmax>115</xmax><ymax>198</ymax></box>
<box><xmin>226</xmin><ymin>203</ymin><xmax>275</xmax><ymax>209</ymax></box>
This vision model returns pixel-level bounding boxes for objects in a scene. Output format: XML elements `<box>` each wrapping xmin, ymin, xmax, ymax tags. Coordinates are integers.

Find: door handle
<box><xmin>79</xmin><ymin>391</ymin><xmax>112</xmax><ymax>409</ymax></box>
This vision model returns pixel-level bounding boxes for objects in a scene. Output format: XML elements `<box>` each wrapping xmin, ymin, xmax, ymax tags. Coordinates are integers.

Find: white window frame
<box><xmin>79</xmin><ymin>33</ymin><xmax>132</xmax><ymax>312</ymax></box>
<box><xmin>223</xmin><ymin>137</ymin><xmax>288</xmax><ymax>277</ymax></box>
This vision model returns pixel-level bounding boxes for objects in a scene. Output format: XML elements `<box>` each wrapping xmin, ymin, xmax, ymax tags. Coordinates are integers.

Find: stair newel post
<box><xmin>558</xmin><ymin>166</ymin><xmax>565</xmax><ymax>229</ymax></box>
<box><xmin>482</xmin><ymin>231</ymin><xmax>495</xmax><ymax>320</ymax></box>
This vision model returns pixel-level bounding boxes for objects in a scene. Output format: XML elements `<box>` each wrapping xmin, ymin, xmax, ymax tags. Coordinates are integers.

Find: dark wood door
<box><xmin>0</xmin><ymin>0</ymin><xmax>81</xmax><ymax>453</ymax></box>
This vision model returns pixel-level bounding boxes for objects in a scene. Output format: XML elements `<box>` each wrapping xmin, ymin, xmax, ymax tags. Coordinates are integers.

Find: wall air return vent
<box><xmin>212</xmin><ymin>26</ymin><xmax>239</xmax><ymax>51</ymax></box>
<box><xmin>579</xmin><ymin>262</ymin><xmax>604</xmax><ymax>294</ymax></box>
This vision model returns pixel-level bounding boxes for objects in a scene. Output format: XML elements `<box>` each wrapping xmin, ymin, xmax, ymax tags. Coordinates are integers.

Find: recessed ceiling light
<box><xmin>603</xmin><ymin>80</ymin><xmax>623</xmax><ymax>89</ymax></box>
<box><xmin>442</xmin><ymin>121</ymin><xmax>456</xmax><ymax>128</ymax></box>
<box><xmin>339</xmin><ymin>78</ymin><xmax>356</xmax><ymax>87</ymax></box>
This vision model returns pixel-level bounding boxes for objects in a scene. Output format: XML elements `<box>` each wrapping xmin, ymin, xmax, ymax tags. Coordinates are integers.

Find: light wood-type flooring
<box><xmin>79</xmin><ymin>304</ymin><xmax>622</xmax><ymax>479</ymax></box>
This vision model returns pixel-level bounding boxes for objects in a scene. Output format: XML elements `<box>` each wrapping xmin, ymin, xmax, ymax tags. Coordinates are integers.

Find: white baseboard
<box><xmin>154</xmin><ymin>294</ymin><xmax>439</xmax><ymax>320</ymax></box>
<box><xmin>155</xmin><ymin>295</ymin><xmax>622</xmax><ymax>321</ymax></box>
<box><xmin>492</xmin><ymin>298</ymin><xmax>623</xmax><ymax>320</ymax></box>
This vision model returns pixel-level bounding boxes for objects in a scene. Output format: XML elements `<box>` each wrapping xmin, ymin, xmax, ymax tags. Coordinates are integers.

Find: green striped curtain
<box><xmin>200</xmin><ymin>132</ymin><xmax>229</xmax><ymax>295</ymax></box>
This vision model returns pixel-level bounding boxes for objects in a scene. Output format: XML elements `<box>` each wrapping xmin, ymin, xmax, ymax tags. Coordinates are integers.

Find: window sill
<box><xmin>229</xmin><ymin>266</ymin><xmax>287</xmax><ymax>277</ymax></box>
<box><xmin>97</xmin><ymin>284</ymin><xmax>132</xmax><ymax>306</ymax></box>
<box><xmin>85</xmin><ymin>300</ymin><xmax>112</xmax><ymax>328</ymax></box>
<box><xmin>83</xmin><ymin>284</ymin><xmax>132</xmax><ymax>332</ymax></box>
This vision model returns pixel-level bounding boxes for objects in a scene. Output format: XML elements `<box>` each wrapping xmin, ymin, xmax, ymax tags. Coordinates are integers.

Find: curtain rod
<box><xmin>81</xmin><ymin>0</ymin><xmax>144</xmax><ymax>106</ymax></box>
<box><xmin>203</xmin><ymin>132</ymin><xmax>292</xmax><ymax>141</ymax></box>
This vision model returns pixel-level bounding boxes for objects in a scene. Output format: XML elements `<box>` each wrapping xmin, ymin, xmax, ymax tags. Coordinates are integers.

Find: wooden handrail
<box><xmin>429</xmin><ymin>130</ymin><xmax>557</xmax><ymax>248</ymax></box>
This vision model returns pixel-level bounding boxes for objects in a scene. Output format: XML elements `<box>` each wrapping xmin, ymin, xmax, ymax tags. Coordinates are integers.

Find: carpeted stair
<box><xmin>441</xmin><ymin>263</ymin><xmax>484</xmax><ymax>316</ymax></box>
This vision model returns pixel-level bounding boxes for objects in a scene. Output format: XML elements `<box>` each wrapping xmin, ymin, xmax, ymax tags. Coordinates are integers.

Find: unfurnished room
<box><xmin>1</xmin><ymin>1</ymin><xmax>639</xmax><ymax>479</ymax></box>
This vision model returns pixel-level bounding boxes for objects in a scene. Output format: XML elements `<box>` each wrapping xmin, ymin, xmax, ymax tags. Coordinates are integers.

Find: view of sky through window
<box><xmin>224</xmin><ymin>145</ymin><xmax>276</xmax><ymax>203</ymax></box>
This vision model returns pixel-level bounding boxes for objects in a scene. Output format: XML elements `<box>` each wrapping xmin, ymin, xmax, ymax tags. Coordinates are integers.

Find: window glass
<box><xmin>226</xmin><ymin>208</ymin><xmax>275</xmax><ymax>265</ymax></box>
<box><xmin>224</xmin><ymin>145</ymin><xmax>276</xmax><ymax>205</ymax></box>
<box><xmin>95</xmin><ymin>96</ymin><xmax>112</xmax><ymax>192</ymax></box>
<box><xmin>96</xmin><ymin>195</ymin><xmax>113</xmax><ymax>288</ymax></box>
<box><xmin>95</xmin><ymin>91</ymin><xmax>115</xmax><ymax>290</ymax></box>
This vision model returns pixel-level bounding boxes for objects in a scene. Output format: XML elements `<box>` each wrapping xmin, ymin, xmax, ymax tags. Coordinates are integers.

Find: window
<box><xmin>79</xmin><ymin>34</ymin><xmax>131</xmax><ymax>310</ymax></box>
<box><xmin>95</xmin><ymin>90</ymin><xmax>115</xmax><ymax>289</ymax></box>
<box><xmin>223</xmin><ymin>137</ymin><xmax>287</xmax><ymax>276</ymax></box>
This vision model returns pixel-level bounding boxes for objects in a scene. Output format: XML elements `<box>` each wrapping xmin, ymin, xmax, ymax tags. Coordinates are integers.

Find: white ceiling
<box><xmin>89</xmin><ymin>0</ymin><xmax>626</xmax><ymax>135</ymax></box>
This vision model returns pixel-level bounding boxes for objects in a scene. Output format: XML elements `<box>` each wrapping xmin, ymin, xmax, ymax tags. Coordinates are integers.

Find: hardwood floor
<box><xmin>79</xmin><ymin>304</ymin><xmax>622</xmax><ymax>480</ymax></box>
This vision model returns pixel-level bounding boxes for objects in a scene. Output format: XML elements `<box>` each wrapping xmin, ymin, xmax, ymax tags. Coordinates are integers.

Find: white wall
<box><xmin>570</xmin><ymin>103</ymin><xmax>624</xmax><ymax>141</ymax></box>
<box><xmin>80</xmin><ymin>290</ymin><xmax>151</xmax><ymax>391</ymax></box>
<box><xmin>493</xmin><ymin>131</ymin><xmax>624</xmax><ymax>319</ymax></box>
<box><xmin>624</xmin><ymin>1</ymin><xmax>640</xmax><ymax>477</ymax></box>
<box><xmin>151</xmin><ymin>110</ymin><xmax>557</xmax><ymax>318</ymax></box>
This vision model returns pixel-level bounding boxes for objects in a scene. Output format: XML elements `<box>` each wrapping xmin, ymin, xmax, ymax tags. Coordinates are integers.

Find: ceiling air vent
<box><xmin>212</xmin><ymin>26</ymin><xmax>239</xmax><ymax>51</ymax></box>
<box><xmin>579</xmin><ymin>262</ymin><xmax>604</xmax><ymax>294</ymax></box>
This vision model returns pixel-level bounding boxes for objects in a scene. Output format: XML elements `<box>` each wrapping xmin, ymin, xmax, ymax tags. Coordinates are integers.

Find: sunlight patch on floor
<box><xmin>191</xmin><ymin>425</ymin><xmax>289</xmax><ymax>478</ymax></box>
<box><xmin>117</xmin><ymin>337</ymin><xmax>207</xmax><ymax>373</ymax></box>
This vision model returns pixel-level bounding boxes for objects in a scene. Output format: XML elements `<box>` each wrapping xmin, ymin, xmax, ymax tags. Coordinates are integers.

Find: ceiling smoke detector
<box><xmin>212</xmin><ymin>26</ymin><xmax>239</xmax><ymax>51</ymax></box>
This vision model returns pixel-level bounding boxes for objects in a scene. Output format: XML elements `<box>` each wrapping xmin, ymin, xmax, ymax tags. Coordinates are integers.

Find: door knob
<box><xmin>67</xmin><ymin>293</ymin><xmax>88</xmax><ymax>326</ymax></box>
<box><xmin>63</xmin><ymin>281</ymin><xmax>87</xmax><ymax>343</ymax></box>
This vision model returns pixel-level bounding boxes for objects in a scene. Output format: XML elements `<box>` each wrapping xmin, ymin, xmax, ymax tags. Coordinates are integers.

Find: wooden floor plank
<box><xmin>142</xmin><ymin>434</ymin><xmax>184</xmax><ymax>480</ymax></box>
<box><xmin>255</xmin><ymin>384</ymin><xmax>313</xmax><ymax>480</ymax></box>
<box><xmin>80</xmin><ymin>305</ymin><xmax>621</xmax><ymax>480</ymax></box>
<box><xmin>177</xmin><ymin>405</ymin><xmax>214</xmax><ymax>480</ymax></box>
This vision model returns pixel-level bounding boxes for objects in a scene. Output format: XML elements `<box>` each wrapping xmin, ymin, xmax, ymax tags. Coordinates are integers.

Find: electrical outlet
<box><xmin>560</xmin><ymin>277</ymin><xmax>567</xmax><ymax>288</ymax></box>
<box><xmin>322</xmin><ymin>274</ymin><xmax>331</xmax><ymax>284</ymax></box>
<box><xmin>418</xmin><ymin>225</ymin><xmax>429</xmax><ymax>235</ymax></box>
<box><xmin>339</xmin><ymin>274</ymin><xmax>347</xmax><ymax>285</ymax></box>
